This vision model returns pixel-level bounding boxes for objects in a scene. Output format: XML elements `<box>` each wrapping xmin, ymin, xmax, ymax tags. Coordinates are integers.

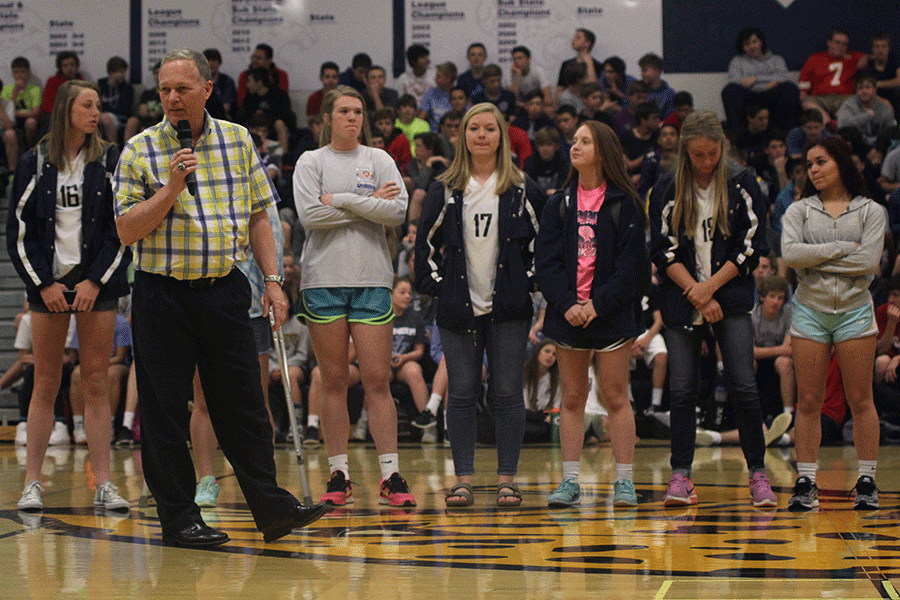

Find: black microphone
<box><xmin>176</xmin><ymin>119</ymin><xmax>197</xmax><ymax>196</ymax></box>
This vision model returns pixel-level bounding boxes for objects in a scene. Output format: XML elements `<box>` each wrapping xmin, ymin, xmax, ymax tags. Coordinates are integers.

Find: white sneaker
<box><xmin>695</xmin><ymin>428</ymin><xmax>716</xmax><ymax>447</ymax></box>
<box><xmin>351</xmin><ymin>419</ymin><xmax>368</xmax><ymax>442</ymax></box>
<box><xmin>765</xmin><ymin>412</ymin><xmax>793</xmax><ymax>447</ymax></box>
<box><xmin>15</xmin><ymin>422</ymin><xmax>27</xmax><ymax>446</ymax></box>
<box><xmin>18</xmin><ymin>480</ymin><xmax>44</xmax><ymax>510</ymax></box>
<box><xmin>72</xmin><ymin>422</ymin><xmax>87</xmax><ymax>445</ymax></box>
<box><xmin>48</xmin><ymin>421</ymin><xmax>70</xmax><ymax>445</ymax></box>
<box><xmin>94</xmin><ymin>481</ymin><xmax>130</xmax><ymax>511</ymax></box>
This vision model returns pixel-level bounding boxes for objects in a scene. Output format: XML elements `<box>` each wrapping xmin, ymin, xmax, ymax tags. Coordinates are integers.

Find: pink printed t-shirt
<box><xmin>576</xmin><ymin>181</ymin><xmax>606</xmax><ymax>301</ymax></box>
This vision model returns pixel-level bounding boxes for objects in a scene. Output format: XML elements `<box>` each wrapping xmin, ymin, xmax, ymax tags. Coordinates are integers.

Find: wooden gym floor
<box><xmin>0</xmin><ymin>440</ymin><xmax>898</xmax><ymax>599</ymax></box>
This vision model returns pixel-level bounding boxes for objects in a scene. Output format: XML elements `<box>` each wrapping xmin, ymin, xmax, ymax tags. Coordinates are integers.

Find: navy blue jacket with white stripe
<box><xmin>414</xmin><ymin>177</ymin><xmax>545</xmax><ymax>333</ymax></box>
<box><xmin>6</xmin><ymin>142</ymin><xmax>131</xmax><ymax>301</ymax></box>
<box><xmin>648</xmin><ymin>161</ymin><xmax>769</xmax><ymax>329</ymax></box>
<box><xmin>535</xmin><ymin>180</ymin><xmax>648</xmax><ymax>342</ymax></box>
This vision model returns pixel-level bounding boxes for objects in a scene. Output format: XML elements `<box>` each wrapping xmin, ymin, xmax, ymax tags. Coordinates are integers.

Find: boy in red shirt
<box><xmin>799</xmin><ymin>28</ymin><xmax>867</xmax><ymax>120</ymax></box>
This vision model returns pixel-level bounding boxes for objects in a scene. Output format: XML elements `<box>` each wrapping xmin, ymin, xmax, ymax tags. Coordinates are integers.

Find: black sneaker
<box><xmin>302</xmin><ymin>426</ymin><xmax>319</xmax><ymax>446</ymax></box>
<box><xmin>852</xmin><ymin>475</ymin><xmax>879</xmax><ymax>510</ymax></box>
<box><xmin>788</xmin><ymin>476</ymin><xmax>819</xmax><ymax>511</ymax></box>
<box><xmin>114</xmin><ymin>426</ymin><xmax>134</xmax><ymax>447</ymax></box>
<box><xmin>412</xmin><ymin>409</ymin><xmax>437</xmax><ymax>429</ymax></box>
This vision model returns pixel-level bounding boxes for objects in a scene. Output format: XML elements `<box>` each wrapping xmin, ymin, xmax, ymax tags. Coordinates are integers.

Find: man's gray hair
<box><xmin>161</xmin><ymin>49</ymin><xmax>211</xmax><ymax>82</ymax></box>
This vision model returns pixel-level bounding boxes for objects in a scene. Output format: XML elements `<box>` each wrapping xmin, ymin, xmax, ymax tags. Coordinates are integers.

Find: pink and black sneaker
<box><xmin>321</xmin><ymin>470</ymin><xmax>353</xmax><ymax>506</ymax></box>
<box><xmin>379</xmin><ymin>472</ymin><xmax>417</xmax><ymax>507</ymax></box>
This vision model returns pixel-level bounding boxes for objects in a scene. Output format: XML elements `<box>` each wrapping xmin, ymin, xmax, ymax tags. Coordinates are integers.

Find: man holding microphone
<box><xmin>114</xmin><ymin>49</ymin><xmax>326</xmax><ymax>547</ymax></box>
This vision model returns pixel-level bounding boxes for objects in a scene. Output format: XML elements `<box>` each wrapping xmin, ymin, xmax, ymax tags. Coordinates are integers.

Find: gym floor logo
<box><xmin>4</xmin><ymin>481</ymin><xmax>899</xmax><ymax>579</ymax></box>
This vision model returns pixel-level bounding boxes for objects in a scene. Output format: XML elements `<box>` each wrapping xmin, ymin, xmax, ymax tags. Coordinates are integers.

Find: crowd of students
<box><xmin>4</xmin><ymin>24</ymin><xmax>900</xmax><ymax>514</ymax></box>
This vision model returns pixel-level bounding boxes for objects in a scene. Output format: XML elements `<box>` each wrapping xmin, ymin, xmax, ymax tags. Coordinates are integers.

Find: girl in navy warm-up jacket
<box><xmin>535</xmin><ymin>120</ymin><xmax>648</xmax><ymax>508</ymax></box>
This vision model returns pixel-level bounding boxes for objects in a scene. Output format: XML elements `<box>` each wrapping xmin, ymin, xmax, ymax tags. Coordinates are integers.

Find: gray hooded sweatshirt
<box><xmin>781</xmin><ymin>194</ymin><xmax>885</xmax><ymax>314</ymax></box>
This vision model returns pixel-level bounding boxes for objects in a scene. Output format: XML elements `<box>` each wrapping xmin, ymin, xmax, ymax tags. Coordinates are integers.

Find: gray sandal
<box><xmin>497</xmin><ymin>483</ymin><xmax>522</xmax><ymax>507</ymax></box>
<box><xmin>445</xmin><ymin>482</ymin><xmax>474</xmax><ymax>507</ymax></box>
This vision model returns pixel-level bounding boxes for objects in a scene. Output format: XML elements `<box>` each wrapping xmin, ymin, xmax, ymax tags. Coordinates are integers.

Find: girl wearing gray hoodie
<box><xmin>781</xmin><ymin>136</ymin><xmax>885</xmax><ymax>511</ymax></box>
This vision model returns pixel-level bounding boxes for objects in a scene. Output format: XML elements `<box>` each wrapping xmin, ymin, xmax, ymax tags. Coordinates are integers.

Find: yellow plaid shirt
<box><xmin>114</xmin><ymin>114</ymin><xmax>276</xmax><ymax>279</ymax></box>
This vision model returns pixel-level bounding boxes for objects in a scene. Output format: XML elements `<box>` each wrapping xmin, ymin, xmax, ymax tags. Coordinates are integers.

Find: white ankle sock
<box><xmin>425</xmin><ymin>393</ymin><xmax>442</xmax><ymax>414</ymax></box>
<box><xmin>797</xmin><ymin>462</ymin><xmax>817</xmax><ymax>482</ymax></box>
<box><xmin>122</xmin><ymin>411</ymin><xmax>135</xmax><ymax>430</ymax></box>
<box><xmin>307</xmin><ymin>415</ymin><xmax>320</xmax><ymax>428</ymax></box>
<box><xmin>379</xmin><ymin>453</ymin><xmax>399</xmax><ymax>481</ymax></box>
<box><xmin>328</xmin><ymin>455</ymin><xmax>349</xmax><ymax>479</ymax></box>
<box><xmin>73</xmin><ymin>415</ymin><xmax>84</xmax><ymax>429</ymax></box>
<box><xmin>562</xmin><ymin>461</ymin><xmax>580</xmax><ymax>482</ymax></box>
<box><xmin>858</xmin><ymin>459</ymin><xmax>877</xmax><ymax>479</ymax></box>
<box><xmin>615</xmin><ymin>463</ymin><xmax>633</xmax><ymax>482</ymax></box>
<box><xmin>651</xmin><ymin>388</ymin><xmax>663</xmax><ymax>408</ymax></box>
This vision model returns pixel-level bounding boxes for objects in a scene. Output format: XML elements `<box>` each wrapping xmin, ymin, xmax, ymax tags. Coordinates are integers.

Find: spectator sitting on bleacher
<box><xmin>639</xmin><ymin>53</ymin><xmax>677</xmax><ymax>120</ymax></box>
<box><xmin>612</xmin><ymin>81</ymin><xmax>648</xmax><ymax>138</ymax></box>
<box><xmin>388</xmin><ymin>276</ymin><xmax>434</xmax><ymax>442</ymax></box>
<box><xmin>237</xmin><ymin>43</ymin><xmax>289</xmax><ymax>109</ymax></box>
<box><xmin>836</xmin><ymin>73</ymin><xmax>897</xmax><ymax>150</ymax></box>
<box><xmin>471</xmin><ymin>64</ymin><xmax>519</xmax><ymax>122</ymax></box>
<box><xmin>363</xmin><ymin>65</ymin><xmax>399</xmax><ymax>114</ymax></box>
<box><xmin>638</xmin><ymin>122</ymin><xmax>679</xmax><ymax>199</ymax></box>
<box><xmin>511</xmin><ymin>90</ymin><xmax>555</xmax><ymax>142</ymax></box>
<box><xmin>98</xmin><ymin>56</ymin><xmax>133</xmax><ymax>145</ymax></box>
<box><xmin>124</xmin><ymin>61</ymin><xmax>162</xmax><ymax>142</ymax></box>
<box><xmin>786</xmin><ymin>109</ymin><xmax>831</xmax><ymax>158</ymax></box>
<box><xmin>306</xmin><ymin>62</ymin><xmax>339</xmax><ymax>119</ymax></box>
<box><xmin>457</xmin><ymin>43</ymin><xmax>488</xmax><ymax>99</ymax></box>
<box><xmin>722</xmin><ymin>27</ymin><xmax>800</xmax><ymax>133</ymax></box>
<box><xmin>599</xmin><ymin>55</ymin><xmax>637</xmax><ymax>113</ymax></box>
<box><xmin>2</xmin><ymin>57</ymin><xmax>41</xmax><ymax>170</ymax></box>
<box><xmin>396</xmin><ymin>44</ymin><xmax>434</xmax><ymax>108</ymax></box>
<box><xmin>4</xmin><ymin>308</ymin><xmax>76</xmax><ymax>446</ymax></box>
<box><xmin>734</xmin><ymin>103</ymin><xmax>773</xmax><ymax>160</ymax></box>
<box><xmin>373</xmin><ymin>108</ymin><xmax>412</xmax><ymax>175</ymax></box>
<box><xmin>662</xmin><ymin>91</ymin><xmax>694</xmax><ymax>132</ymax></box>
<box><xmin>750</xmin><ymin>130</ymin><xmax>789</xmax><ymax>207</ymax></box>
<box><xmin>203</xmin><ymin>48</ymin><xmax>238</xmax><ymax>119</ymax></box>
<box><xmin>752</xmin><ymin>275</ymin><xmax>795</xmax><ymax>419</ymax></box>
<box><xmin>578</xmin><ymin>82</ymin><xmax>616</xmax><ymax>130</ymax></box>
<box><xmin>798</xmin><ymin>27</ymin><xmax>868</xmax><ymax>121</ymax></box>
<box><xmin>419</xmin><ymin>62</ymin><xmax>456</xmax><ymax>132</ymax></box>
<box><xmin>523</xmin><ymin>126</ymin><xmax>569</xmax><ymax>195</ymax></box>
<box><xmin>237</xmin><ymin>67</ymin><xmax>295</xmax><ymax>158</ymax></box>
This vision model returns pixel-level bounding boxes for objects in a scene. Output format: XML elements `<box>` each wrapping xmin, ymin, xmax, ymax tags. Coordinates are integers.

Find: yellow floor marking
<box><xmin>654</xmin><ymin>580</ymin><xmax>672</xmax><ymax>600</ymax></box>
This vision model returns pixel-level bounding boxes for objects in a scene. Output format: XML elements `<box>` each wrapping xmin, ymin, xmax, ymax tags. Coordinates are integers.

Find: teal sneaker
<box><xmin>548</xmin><ymin>478</ymin><xmax>581</xmax><ymax>507</ymax></box>
<box><xmin>195</xmin><ymin>476</ymin><xmax>219</xmax><ymax>508</ymax></box>
<box><xmin>613</xmin><ymin>479</ymin><xmax>638</xmax><ymax>507</ymax></box>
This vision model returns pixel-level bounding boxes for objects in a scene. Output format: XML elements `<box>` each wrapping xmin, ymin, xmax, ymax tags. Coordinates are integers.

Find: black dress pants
<box><xmin>132</xmin><ymin>269</ymin><xmax>298</xmax><ymax>535</ymax></box>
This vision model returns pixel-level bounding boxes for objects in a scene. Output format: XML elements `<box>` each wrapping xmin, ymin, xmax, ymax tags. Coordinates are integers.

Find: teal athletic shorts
<box><xmin>300</xmin><ymin>287</ymin><xmax>394</xmax><ymax>325</ymax></box>
<box><xmin>790</xmin><ymin>299</ymin><xmax>877</xmax><ymax>344</ymax></box>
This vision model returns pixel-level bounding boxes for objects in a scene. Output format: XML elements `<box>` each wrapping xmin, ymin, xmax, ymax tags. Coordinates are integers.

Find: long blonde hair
<box><xmin>42</xmin><ymin>80</ymin><xmax>108</xmax><ymax>170</ymax></box>
<box><xmin>439</xmin><ymin>102</ymin><xmax>523</xmax><ymax>195</ymax></box>
<box><xmin>320</xmin><ymin>86</ymin><xmax>370</xmax><ymax>147</ymax></box>
<box><xmin>671</xmin><ymin>110</ymin><xmax>729</xmax><ymax>238</ymax></box>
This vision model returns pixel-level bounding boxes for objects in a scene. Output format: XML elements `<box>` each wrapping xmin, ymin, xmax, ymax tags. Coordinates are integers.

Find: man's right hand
<box><xmin>169</xmin><ymin>148</ymin><xmax>198</xmax><ymax>191</ymax></box>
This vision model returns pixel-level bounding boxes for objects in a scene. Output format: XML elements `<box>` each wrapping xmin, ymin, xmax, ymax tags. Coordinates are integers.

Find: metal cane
<box><xmin>269</xmin><ymin>312</ymin><xmax>314</xmax><ymax>506</ymax></box>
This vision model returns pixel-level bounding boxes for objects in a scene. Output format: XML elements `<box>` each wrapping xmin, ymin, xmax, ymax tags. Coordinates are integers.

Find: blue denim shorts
<box><xmin>300</xmin><ymin>287</ymin><xmax>393</xmax><ymax>325</ymax></box>
<box><xmin>790</xmin><ymin>299</ymin><xmax>877</xmax><ymax>344</ymax></box>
